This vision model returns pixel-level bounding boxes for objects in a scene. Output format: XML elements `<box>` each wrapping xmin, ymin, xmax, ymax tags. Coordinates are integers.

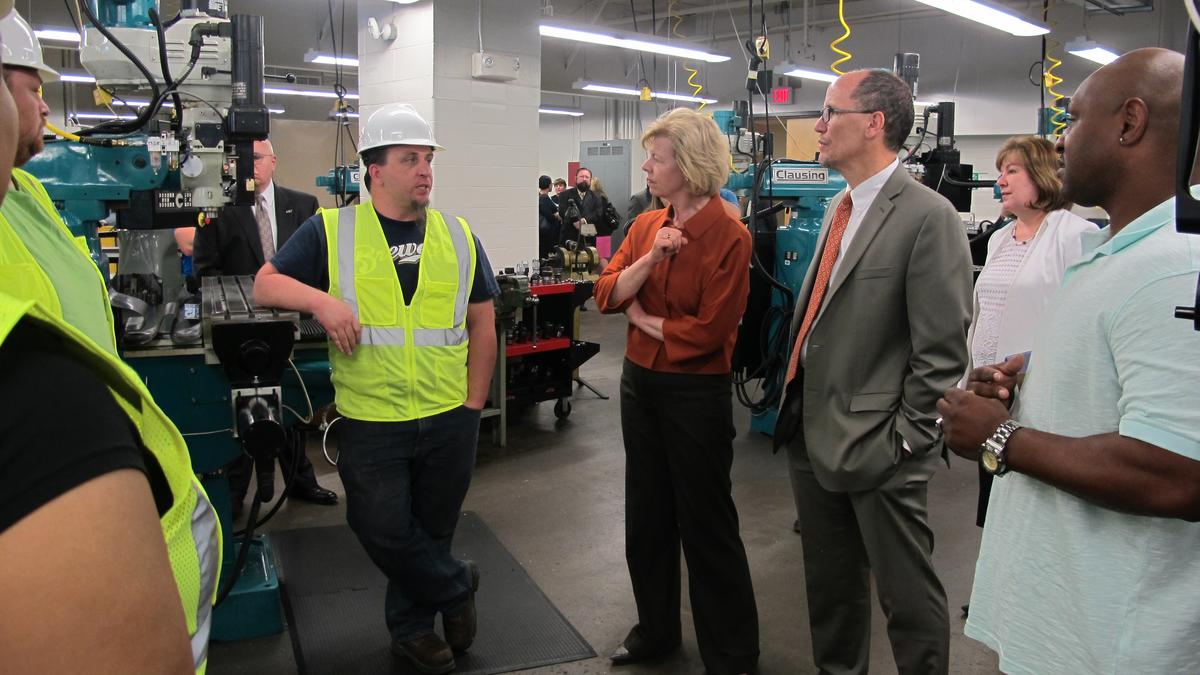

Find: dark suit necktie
<box><xmin>256</xmin><ymin>192</ymin><xmax>275</xmax><ymax>260</ymax></box>
<box><xmin>785</xmin><ymin>194</ymin><xmax>853</xmax><ymax>386</ymax></box>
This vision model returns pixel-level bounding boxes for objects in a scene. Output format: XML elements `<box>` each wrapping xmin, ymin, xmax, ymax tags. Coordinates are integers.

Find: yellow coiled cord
<box><xmin>1043</xmin><ymin>1</ymin><xmax>1067</xmax><ymax>137</ymax></box>
<box><xmin>670</xmin><ymin>0</ymin><xmax>706</xmax><ymax>109</ymax></box>
<box><xmin>830</xmin><ymin>0</ymin><xmax>852</xmax><ymax>75</ymax></box>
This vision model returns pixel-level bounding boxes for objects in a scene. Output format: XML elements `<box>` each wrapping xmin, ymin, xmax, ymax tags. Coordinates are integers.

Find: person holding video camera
<box><xmin>557</xmin><ymin>166</ymin><xmax>616</xmax><ymax>245</ymax></box>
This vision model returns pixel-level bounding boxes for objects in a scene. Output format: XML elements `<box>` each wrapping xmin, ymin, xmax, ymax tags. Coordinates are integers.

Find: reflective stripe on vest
<box><xmin>0</xmin><ymin>295</ymin><xmax>221</xmax><ymax>675</ymax></box>
<box><xmin>324</xmin><ymin>203</ymin><xmax>476</xmax><ymax>421</ymax></box>
<box><xmin>190</xmin><ymin>481</ymin><xmax>220</xmax><ymax>670</ymax></box>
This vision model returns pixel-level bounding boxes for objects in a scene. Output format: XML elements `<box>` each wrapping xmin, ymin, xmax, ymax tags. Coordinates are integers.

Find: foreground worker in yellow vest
<box><xmin>0</xmin><ymin>9</ymin><xmax>220</xmax><ymax>674</ymax></box>
<box><xmin>255</xmin><ymin>103</ymin><xmax>498</xmax><ymax>674</ymax></box>
<box><xmin>0</xmin><ymin>10</ymin><xmax>115</xmax><ymax>353</ymax></box>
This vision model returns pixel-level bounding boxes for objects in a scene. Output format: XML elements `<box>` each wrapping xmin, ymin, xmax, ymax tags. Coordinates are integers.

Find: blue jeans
<box><xmin>335</xmin><ymin>405</ymin><xmax>480</xmax><ymax>641</ymax></box>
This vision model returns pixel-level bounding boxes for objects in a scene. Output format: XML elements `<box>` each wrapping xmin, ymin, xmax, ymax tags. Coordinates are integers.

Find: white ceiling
<box><xmin>20</xmin><ymin>0</ymin><xmax>1183</xmax><ymax>122</ymax></box>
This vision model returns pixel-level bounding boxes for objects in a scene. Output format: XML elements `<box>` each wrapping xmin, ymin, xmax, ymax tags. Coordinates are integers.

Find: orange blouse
<box><xmin>594</xmin><ymin>195</ymin><xmax>752</xmax><ymax>374</ymax></box>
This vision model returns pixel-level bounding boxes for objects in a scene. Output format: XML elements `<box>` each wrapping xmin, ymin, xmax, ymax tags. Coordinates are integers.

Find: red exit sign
<box><xmin>771</xmin><ymin>87</ymin><xmax>793</xmax><ymax>105</ymax></box>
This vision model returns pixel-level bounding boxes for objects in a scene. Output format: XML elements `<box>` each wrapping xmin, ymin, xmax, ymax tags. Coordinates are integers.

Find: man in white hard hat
<box><xmin>255</xmin><ymin>103</ymin><xmax>498</xmax><ymax>675</ymax></box>
<box><xmin>0</xmin><ymin>10</ymin><xmax>118</xmax><ymax>355</ymax></box>
<box><xmin>0</xmin><ymin>8</ymin><xmax>221</xmax><ymax>674</ymax></box>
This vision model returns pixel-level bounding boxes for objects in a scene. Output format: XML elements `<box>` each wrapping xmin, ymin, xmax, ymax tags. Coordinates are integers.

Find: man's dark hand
<box><xmin>936</xmin><ymin>388</ymin><xmax>1012</xmax><ymax>461</ymax></box>
<box><xmin>966</xmin><ymin>353</ymin><xmax>1025</xmax><ymax>407</ymax></box>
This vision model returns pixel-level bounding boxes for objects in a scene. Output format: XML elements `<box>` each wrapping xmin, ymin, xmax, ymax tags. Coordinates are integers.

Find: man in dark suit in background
<box><xmin>557</xmin><ymin>166</ymin><xmax>615</xmax><ymax>242</ymax></box>
<box><xmin>193</xmin><ymin>138</ymin><xmax>338</xmax><ymax>513</ymax></box>
<box><xmin>195</xmin><ymin>139</ymin><xmax>320</xmax><ymax>276</ymax></box>
<box><xmin>774</xmin><ymin>69</ymin><xmax>972</xmax><ymax>674</ymax></box>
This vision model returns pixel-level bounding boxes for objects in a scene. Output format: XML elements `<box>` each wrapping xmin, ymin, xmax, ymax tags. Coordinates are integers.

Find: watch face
<box><xmin>981</xmin><ymin>450</ymin><xmax>1000</xmax><ymax>474</ymax></box>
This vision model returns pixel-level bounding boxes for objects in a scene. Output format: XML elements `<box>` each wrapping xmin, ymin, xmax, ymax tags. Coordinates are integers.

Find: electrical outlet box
<box><xmin>471</xmin><ymin>52</ymin><xmax>520</xmax><ymax>82</ymax></box>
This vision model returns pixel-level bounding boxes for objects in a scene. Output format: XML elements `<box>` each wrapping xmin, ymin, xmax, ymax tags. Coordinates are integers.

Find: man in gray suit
<box><xmin>773</xmin><ymin>69</ymin><xmax>972</xmax><ymax>674</ymax></box>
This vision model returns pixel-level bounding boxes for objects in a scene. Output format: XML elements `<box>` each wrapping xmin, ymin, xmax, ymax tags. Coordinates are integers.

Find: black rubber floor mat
<box><xmin>272</xmin><ymin>512</ymin><xmax>596</xmax><ymax>675</ymax></box>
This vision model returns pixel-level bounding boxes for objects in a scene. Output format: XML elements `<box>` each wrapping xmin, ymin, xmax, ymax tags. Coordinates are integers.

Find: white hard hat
<box><xmin>359</xmin><ymin>103</ymin><xmax>445</xmax><ymax>154</ymax></box>
<box><xmin>0</xmin><ymin>11</ymin><xmax>59</xmax><ymax>83</ymax></box>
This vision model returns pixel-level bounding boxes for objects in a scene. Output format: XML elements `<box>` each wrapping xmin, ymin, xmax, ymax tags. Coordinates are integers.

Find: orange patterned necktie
<box><xmin>785</xmin><ymin>193</ymin><xmax>853</xmax><ymax>386</ymax></box>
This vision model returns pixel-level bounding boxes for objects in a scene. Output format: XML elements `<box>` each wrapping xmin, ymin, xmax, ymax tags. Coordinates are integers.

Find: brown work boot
<box><xmin>391</xmin><ymin>633</ymin><xmax>455</xmax><ymax>674</ymax></box>
<box><xmin>442</xmin><ymin>561</ymin><xmax>480</xmax><ymax>652</ymax></box>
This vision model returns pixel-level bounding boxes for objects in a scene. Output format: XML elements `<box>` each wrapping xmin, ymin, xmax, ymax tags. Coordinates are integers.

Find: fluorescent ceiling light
<box><xmin>386</xmin><ymin>0</ymin><xmax>420</xmax><ymax>3</ymax></box>
<box><xmin>540</xmin><ymin>21</ymin><xmax>730</xmax><ymax>63</ymax></box>
<box><xmin>910</xmin><ymin>0</ymin><xmax>1049</xmax><ymax>37</ymax></box>
<box><xmin>34</xmin><ymin>28</ymin><xmax>81</xmax><ymax>43</ymax></box>
<box><xmin>59</xmin><ymin>72</ymin><xmax>96</xmax><ymax>83</ymax></box>
<box><xmin>74</xmin><ymin>112</ymin><xmax>138</xmax><ymax>121</ymax></box>
<box><xmin>779</xmin><ymin>65</ymin><xmax>838</xmax><ymax>83</ymax></box>
<box><xmin>1065</xmin><ymin>39</ymin><xmax>1119</xmax><ymax>65</ymax></box>
<box><xmin>578</xmin><ymin>82</ymin><xmax>716</xmax><ymax>104</ymax></box>
<box><xmin>1069</xmin><ymin>46</ymin><xmax>1119</xmax><ymax>65</ymax></box>
<box><xmin>539</xmin><ymin>107</ymin><xmax>584</xmax><ymax>117</ymax></box>
<box><xmin>304</xmin><ymin>49</ymin><xmax>359</xmax><ymax>67</ymax></box>
<box><xmin>264</xmin><ymin>86</ymin><xmax>359</xmax><ymax>100</ymax></box>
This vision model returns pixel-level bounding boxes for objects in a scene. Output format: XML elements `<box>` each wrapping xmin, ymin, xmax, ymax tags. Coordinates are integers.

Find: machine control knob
<box><xmin>180</xmin><ymin>155</ymin><xmax>205</xmax><ymax>178</ymax></box>
<box><xmin>238</xmin><ymin>338</ymin><xmax>273</xmax><ymax>378</ymax></box>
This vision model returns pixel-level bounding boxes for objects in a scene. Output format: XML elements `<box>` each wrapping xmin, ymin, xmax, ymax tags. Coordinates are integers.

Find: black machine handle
<box><xmin>1178</xmin><ymin>24</ymin><xmax>1200</xmax><ymax>331</ymax></box>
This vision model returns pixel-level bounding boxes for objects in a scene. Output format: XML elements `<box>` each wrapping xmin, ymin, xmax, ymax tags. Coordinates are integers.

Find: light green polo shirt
<box><xmin>965</xmin><ymin>191</ymin><xmax>1200</xmax><ymax>674</ymax></box>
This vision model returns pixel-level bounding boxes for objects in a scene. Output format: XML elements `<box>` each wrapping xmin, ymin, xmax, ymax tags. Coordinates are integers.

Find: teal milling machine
<box><xmin>714</xmin><ymin>109</ymin><xmax>848</xmax><ymax>436</ymax></box>
<box><xmin>25</xmin><ymin>0</ymin><xmax>328</xmax><ymax>641</ymax></box>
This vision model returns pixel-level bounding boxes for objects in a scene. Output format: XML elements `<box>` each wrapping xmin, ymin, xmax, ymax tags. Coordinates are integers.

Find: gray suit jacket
<box><xmin>778</xmin><ymin>163</ymin><xmax>972</xmax><ymax>492</ymax></box>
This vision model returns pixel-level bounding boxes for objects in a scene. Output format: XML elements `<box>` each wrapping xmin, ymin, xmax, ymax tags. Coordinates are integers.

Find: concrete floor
<box><xmin>209</xmin><ymin>306</ymin><xmax>1000</xmax><ymax>675</ymax></box>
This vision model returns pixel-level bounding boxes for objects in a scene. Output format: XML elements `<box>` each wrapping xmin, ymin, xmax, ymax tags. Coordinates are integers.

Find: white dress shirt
<box><xmin>257</xmin><ymin>180</ymin><xmax>278</xmax><ymax>250</ymax></box>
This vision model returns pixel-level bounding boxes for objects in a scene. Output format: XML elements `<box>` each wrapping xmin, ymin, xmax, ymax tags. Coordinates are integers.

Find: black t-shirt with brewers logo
<box><xmin>271</xmin><ymin>210</ymin><xmax>499</xmax><ymax>304</ymax></box>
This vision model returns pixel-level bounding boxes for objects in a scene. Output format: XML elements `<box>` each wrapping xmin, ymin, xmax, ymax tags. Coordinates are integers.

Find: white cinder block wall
<box><xmin>358</xmin><ymin>0</ymin><xmax>540</xmax><ymax>271</ymax></box>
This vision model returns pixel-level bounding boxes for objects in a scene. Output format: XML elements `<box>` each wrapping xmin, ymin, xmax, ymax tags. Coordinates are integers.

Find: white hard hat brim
<box><xmin>359</xmin><ymin>141</ymin><xmax>447</xmax><ymax>153</ymax></box>
<box><xmin>34</xmin><ymin>64</ymin><xmax>60</xmax><ymax>83</ymax></box>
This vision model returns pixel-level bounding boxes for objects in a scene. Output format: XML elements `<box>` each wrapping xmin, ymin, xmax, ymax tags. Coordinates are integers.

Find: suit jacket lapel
<box><xmin>824</xmin><ymin>165</ymin><xmax>905</xmax><ymax>302</ymax></box>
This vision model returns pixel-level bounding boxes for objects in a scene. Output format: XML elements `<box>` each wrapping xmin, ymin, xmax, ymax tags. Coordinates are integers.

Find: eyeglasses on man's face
<box><xmin>819</xmin><ymin>105</ymin><xmax>876</xmax><ymax>123</ymax></box>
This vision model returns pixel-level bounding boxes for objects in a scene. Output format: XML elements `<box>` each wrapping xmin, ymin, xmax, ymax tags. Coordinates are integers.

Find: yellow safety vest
<box><xmin>324</xmin><ymin>204</ymin><xmax>476</xmax><ymax>421</ymax></box>
<box><xmin>0</xmin><ymin>296</ymin><xmax>220</xmax><ymax>674</ymax></box>
<box><xmin>0</xmin><ymin>168</ymin><xmax>117</xmax><ymax>354</ymax></box>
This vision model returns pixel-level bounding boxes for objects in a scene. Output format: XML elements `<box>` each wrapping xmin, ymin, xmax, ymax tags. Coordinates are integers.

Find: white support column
<box><xmin>358</xmin><ymin>0</ymin><xmax>540</xmax><ymax>270</ymax></box>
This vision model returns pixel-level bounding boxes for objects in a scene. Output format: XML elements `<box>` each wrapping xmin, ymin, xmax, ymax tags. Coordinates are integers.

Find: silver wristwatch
<box><xmin>980</xmin><ymin>419</ymin><xmax>1022</xmax><ymax>476</ymax></box>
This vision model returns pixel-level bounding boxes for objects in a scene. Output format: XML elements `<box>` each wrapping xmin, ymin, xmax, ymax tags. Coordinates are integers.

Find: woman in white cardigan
<box><xmin>968</xmin><ymin>136</ymin><xmax>1095</xmax><ymax>529</ymax></box>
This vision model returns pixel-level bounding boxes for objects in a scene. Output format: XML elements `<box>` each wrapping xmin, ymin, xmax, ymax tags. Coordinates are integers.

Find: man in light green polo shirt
<box><xmin>0</xmin><ymin>10</ymin><xmax>116</xmax><ymax>354</ymax></box>
<box><xmin>937</xmin><ymin>48</ymin><xmax>1200</xmax><ymax>674</ymax></box>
